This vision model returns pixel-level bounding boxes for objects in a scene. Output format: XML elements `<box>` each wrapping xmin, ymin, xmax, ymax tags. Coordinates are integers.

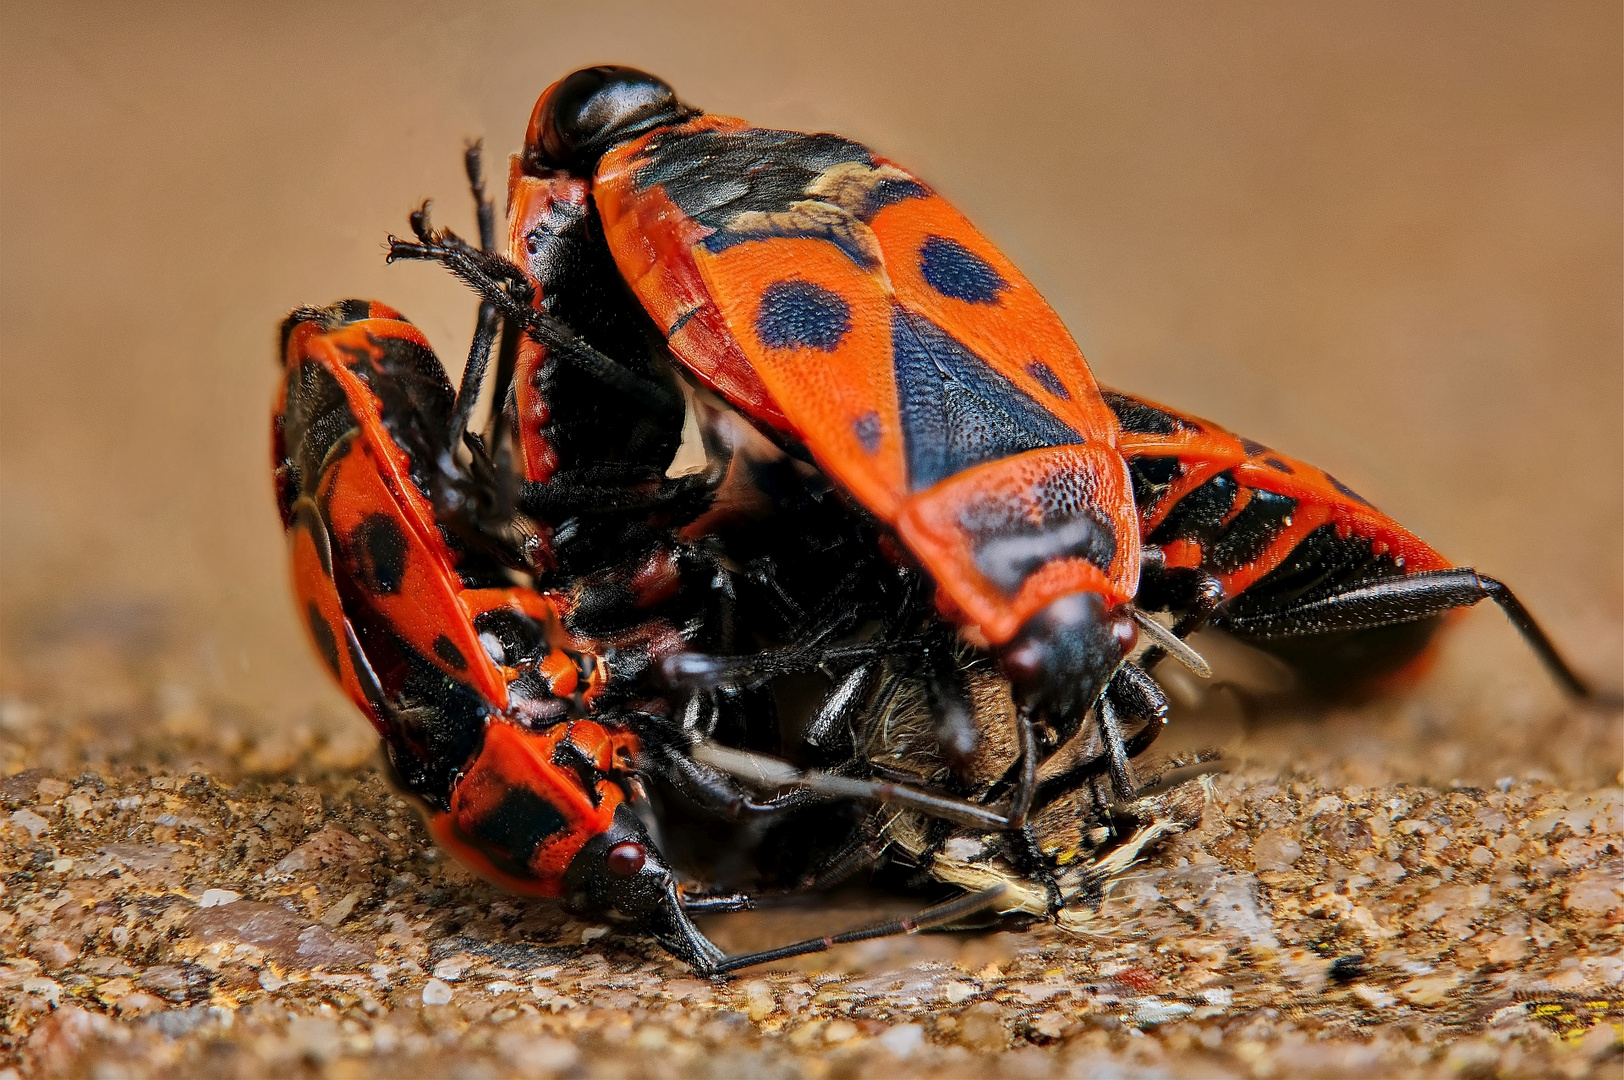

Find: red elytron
<box><xmin>504</xmin><ymin>67</ymin><xmax>1156</xmax><ymax>787</ymax></box>
<box><xmin>1100</xmin><ymin>388</ymin><xmax>1594</xmax><ymax>701</ymax></box>
<box><xmin>274</xmin><ymin>301</ymin><xmax>739</xmax><ymax>969</ymax></box>
<box><xmin>275</xmin><ymin>304</ymin><xmax>588</xmax><ymax>718</ymax></box>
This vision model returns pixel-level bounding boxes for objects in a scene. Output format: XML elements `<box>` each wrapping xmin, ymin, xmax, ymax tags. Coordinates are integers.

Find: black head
<box><xmin>561</xmin><ymin>804</ymin><xmax>725</xmax><ymax>975</ymax></box>
<box><xmin>998</xmin><ymin>592</ymin><xmax>1137</xmax><ymax>719</ymax></box>
<box><xmin>525</xmin><ymin>66</ymin><xmax>689</xmax><ymax>173</ymax></box>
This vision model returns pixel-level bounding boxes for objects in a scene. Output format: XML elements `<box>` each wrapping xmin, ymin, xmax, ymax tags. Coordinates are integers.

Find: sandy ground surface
<box><xmin>2</xmin><ymin>3</ymin><xmax>1621</xmax><ymax>1077</ymax></box>
<box><xmin>2</xmin><ymin>622</ymin><xmax>1622</xmax><ymax>1078</ymax></box>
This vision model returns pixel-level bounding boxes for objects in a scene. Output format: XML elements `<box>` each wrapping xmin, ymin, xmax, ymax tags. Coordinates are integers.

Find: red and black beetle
<box><xmin>398</xmin><ymin>65</ymin><xmax>1608</xmax><ymax>817</ymax></box>
<box><xmin>290</xmin><ymin>65</ymin><xmax>1615</xmax><ymax>971</ymax></box>
<box><xmin>273</xmin><ymin>299</ymin><xmax>763</xmax><ymax>970</ymax></box>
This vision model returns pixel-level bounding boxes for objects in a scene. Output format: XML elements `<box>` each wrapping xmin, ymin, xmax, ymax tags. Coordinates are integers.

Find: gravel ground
<box><xmin>2</xmin><ymin>613</ymin><xmax>1620</xmax><ymax>1079</ymax></box>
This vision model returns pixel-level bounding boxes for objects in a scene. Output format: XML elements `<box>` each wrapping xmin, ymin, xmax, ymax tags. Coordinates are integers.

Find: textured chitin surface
<box><xmin>1106</xmin><ymin>390</ymin><xmax>1450</xmax><ymax>598</ymax></box>
<box><xmin>592</xmin><ymin>116</ymin><xmax>1139</xmax><ymax>643</ymax></box>
<box><xmin>275</xmin><ymin>305</ymin><xmax>507</xmax><ymax>724</ymax></box>
<box><xmin>274</xmin><ymin>306</ymin><xmax>647</xmax><ymax>900</ymax></box>
<box><xmin>432</xmin><ymin>719</ymin><xmax>636</xmax><ymax>899</ymax></box>
<box><xmin>1107</xmin><ymin>389</ymin><xmax>1459</xmax><ymax>690</ymax></box>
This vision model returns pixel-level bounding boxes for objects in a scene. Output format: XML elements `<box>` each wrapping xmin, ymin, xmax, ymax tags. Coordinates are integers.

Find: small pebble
<box><xmin>198</xmin><ymin>889</ymin><xmax>240</xmax><ymax>908</ymax></box>
<box><xmin>878</xmin><ymin>1024</ymin><xmax>925</xmax><ymax>1058</ymax></box>
<box><xmin>10</xmin><ymin>809</ymin><xmax>50</xmax><ymax>839</ymax></box>
<box><xmin>1134</xmin><ymin>997</ymin><xmax>1194</xmax><ymax>1026</ymax></box>
<box><xmin>422</xmin><ymin>979</ymin><xmax>454</xmax><ymax>1006</ymax></box>
<box><xmin>956</xmin><ymin>1001</ymin><xmax>1008</xmax><ymax>1051</ymax></box>
<box><xmin>824</xmin><ymin>1020</ymin><xmax>859</xmax><ymax>1043</ymax></box>
<box><xmin>1351</xmin><ymin>985</ymin><xmax>1396</xmax><ymax>1009</ymax></box>
<box><xmin>743</xmin><ymin>981</ymin><xmax>775</xmax><ymax>1021</ymax></box>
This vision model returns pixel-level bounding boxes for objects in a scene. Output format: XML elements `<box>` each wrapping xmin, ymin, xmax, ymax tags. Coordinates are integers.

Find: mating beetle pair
<box><xmin>278</xmin><ymin>65</ymin><xmax>1606</xmax><ymax>975</ymax></box>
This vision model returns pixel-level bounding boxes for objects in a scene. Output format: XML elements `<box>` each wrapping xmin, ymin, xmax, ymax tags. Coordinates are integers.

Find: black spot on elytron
<box><xmin>1025</xmin><ymin>361</ymin><xmax>1070</xmax><ymax>400</ymax></box>
<box><xmin>467</xmin><ymin>786</ymin><xmax>569</xmax><ymax>871</ymax></box>
<box><xmin>432</xmin><ymin>634</ymin><xmax>468</xmax><ymax>672</ymax></box>
<box><xmin>919</xmin><ymin>236</ymin><xmax>1008</xmax><ymax>304</ymax></box>
<box><xmin>1101</xmin><ymin>391</ymin><xmax>1183</xmax><ymax>436</ymax></box>
<box><xmin>1239</xmin><ymin>437</ymin><xmax>1268</xmax><ymax>457</ymax></box>
<box><xmin>306</xmin><ymin>602</ymin><xmax>341</xmax><ymax>678</ymax></box>
<box><xmin>352</xmin><ymin>513</ymin><xmax>408</xmax><ymax>595</ymax></box>
<box><xmin>892</xmin><ymin>309</ymin><xmax>1082</xmax><ymax>490</ymax></box>
<box><xmin>1264</xmin><ymin>457</ymin><xmax>1294</xmax><ymax>474</ymax></box>
<box><xmin>1209</xmin><ymin>488</ymin><xmax>1299</xmax><ymax>574</ymax></box>
<box><xmin>1324</xmin><ymin>472</ymin><xmax>1374</xmax><ymax>507</ymax></box>
<box><xmin>755</xmin><ymin>280</ymin><xmax>852</xmax><ymax>351</ymax></box>
<box><xmin>338</xmin><ymin>601</ymin><xmax>490</xmax><ymax>811</ymax></box>
<box><xmin>853</xmin><ymin>411</ymin><xmax>882</xmax><ymax>453</ymax></box>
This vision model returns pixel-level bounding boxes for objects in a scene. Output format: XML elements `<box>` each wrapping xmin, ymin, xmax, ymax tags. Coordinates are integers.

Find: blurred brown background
<box><xmin>2</xmin><ymin>2</ymin><xmax>1619</xmax><ymax>764</ymax></box>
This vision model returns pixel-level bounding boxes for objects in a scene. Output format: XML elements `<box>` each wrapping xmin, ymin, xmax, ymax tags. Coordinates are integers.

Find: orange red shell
<box><xmin>429</xmin><ymin>718</ymin><xmax>638</xmax><ymax>897</ymax></box>
<box><xmin>1106</xmin><ymin>389</ymin><xmax>1450</xmax><ymax>597</ymax></box>
<box><xmin>589</xmin><ymin>115</ymin><xmax>1140</xmax><ymax>644</ymax></box>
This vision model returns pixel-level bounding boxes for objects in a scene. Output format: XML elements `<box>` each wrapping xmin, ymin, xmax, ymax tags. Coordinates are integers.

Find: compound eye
<box><xmin>606</xmin><ymin>840</ymin><xmax>646</xmax><ymax>877</ymax></box>
<box><xmin>1112</xmin><ymin>614</ymin><xmax>1139</xmax><ymax>656</ymax></box>
<box><xmin>999</xmin><ymin>638</ymin><xmax>1048</xmax><ymax>687</ymax></box>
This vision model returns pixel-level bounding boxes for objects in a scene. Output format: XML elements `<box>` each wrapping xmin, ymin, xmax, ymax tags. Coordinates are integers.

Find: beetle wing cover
<box><xmin>277</xmin><ymin>311</ymin><xmax>508</xmax><ymax>708</ymax></box>
<box><xmin>595</xmin><ymin>118</ymin><xmax>1139</xmax><ymax>638</ymax></box>
<box><xmin>1104</xmin><ymin>389</ymin><xmax>1449</xmax><ymax>596</ymax></box>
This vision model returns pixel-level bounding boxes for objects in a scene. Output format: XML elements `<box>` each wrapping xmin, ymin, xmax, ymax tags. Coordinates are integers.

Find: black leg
<box><xmin>1005</xmin><ymin>706</ymin><xmax>1039</xmax><ymax>829</ymax></box>
<box><xmin>388</xmin><ymin>208</ymin><xmax>683</xmax><ymax>417</ymax></box>
<box><xmin>1095</xmin><ymin>693</ymin><xmax>1136</xmax><ymax>801</ymax></box>
<box><xmin>1106</xmin><ymin>662</ymin><xmax>1170</xmax><ymax>756</ymax></box>
<box><xmin>450</xmin><ymin>142</ymin><xmax>501</xmax><ymax>447</ymax></box>
<box><xmin>681</xmin><ymin>893</ymin><xmax>753</xmax><ymax>915</ymax></box>
<box><xmin>1138</xmin><ymin>571</ymin><xmax>1224</xmax><ymax>673</ymax></box>
<box><xmin>450</xmin><ymin>304</ymin><xmax>501</xmax><ymax>450</ymax></box>
<box><xmin>647</xmin><ymin>740</ymin><xmax>824</xmax><ymax>823</ymax></box>
<box><xmin>520</xmin><ymin>469</ymin><xmax>724</xmax><ymax>519</ymax></box>
<box><xmin>690</xmin><ymin>742</ymin><xmax>1013</xmax><ymax>831</ymax></box>
<box><xmin>464</xmin><ymin>140</ymin><xmax>497</xmax><ymax>254</ymax></box>
<box><xmin>709</xmin><ymin>886</ymin><xmax>1007</xmax><ymax>975</ymax></box>
<box><xmin>1030</xmin><ymin>662</ymin><xmax>1169</xmax><ymax>812</ymax></box>
<box><xmin>1217</xmin><ymin>568</ymin><xmax>1597</xmax><ymax>699</ymax></box>
<box><xmin>1006</xmin><ymin>824</ymin><xmax>1063</xmax><ymax>914</ymax></box>
<box><xmin>659</xmin><ymin>610</ymin><xmax>922</xmax><ymax>690</ymax></box>
<box><xmin>802</xmin><ymin>661</ymin><xmax>880</xmax><ymax>754</ymax></box>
